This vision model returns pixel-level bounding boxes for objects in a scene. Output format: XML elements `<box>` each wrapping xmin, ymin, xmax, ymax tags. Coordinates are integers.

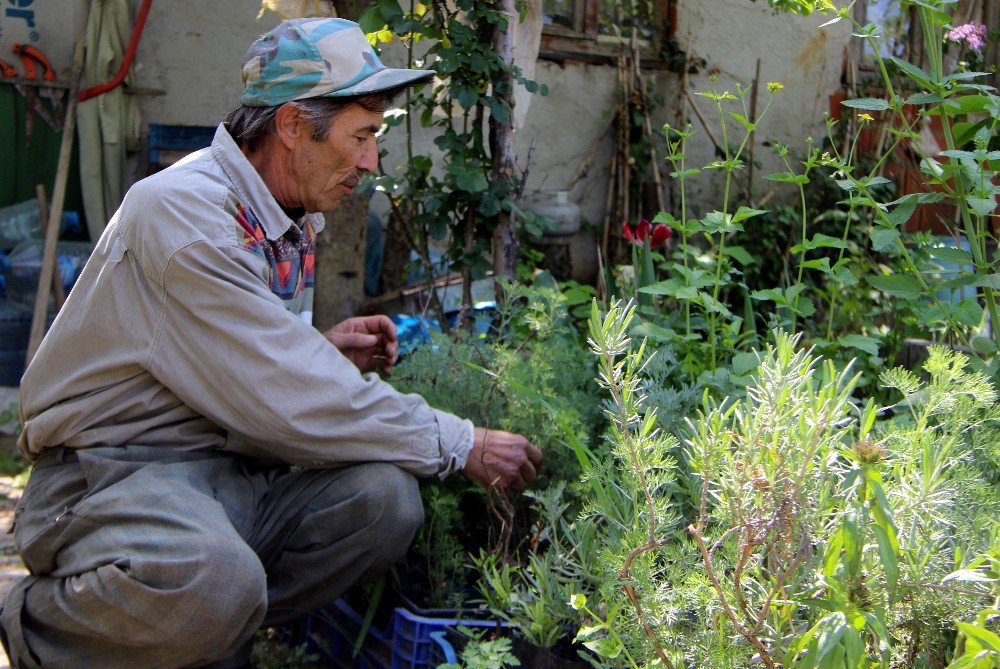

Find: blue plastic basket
<box><xmin>390</xmin><ymin>605</ymin><xmax>505</xmax><ymax>669</ymax></box>
<box><xmin>148</xmin><ymin>124</ymin><xmax>216</xmax><ymax>165</ymax></box>
<box><xmin>297</xmin><ymin>598</ymin><xmax>506</xmax><ymax>669</ymax></box>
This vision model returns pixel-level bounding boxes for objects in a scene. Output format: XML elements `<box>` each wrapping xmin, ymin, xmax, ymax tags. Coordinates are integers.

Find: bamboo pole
<box><xmin>27</xmin><ymin>42</ymin><xmax>85</xmax><ymax>364</ymax></box>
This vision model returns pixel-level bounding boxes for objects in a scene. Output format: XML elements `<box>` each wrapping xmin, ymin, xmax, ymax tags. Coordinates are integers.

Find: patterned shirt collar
<box><xmin>209</xmin><ymin>123</ymin><xmax>326</xmax><ymax>240</ymax></box>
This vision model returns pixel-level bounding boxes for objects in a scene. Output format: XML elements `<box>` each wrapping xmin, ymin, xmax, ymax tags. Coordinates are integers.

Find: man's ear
<box><xmin>274</xmin><ymin>103</ymin><xmax>304</xmax><ymax>151</ymax></box>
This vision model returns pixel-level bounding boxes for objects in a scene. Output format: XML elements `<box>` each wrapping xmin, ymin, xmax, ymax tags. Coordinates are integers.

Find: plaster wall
<box><xmin>9</xmin><ymin>0</ymin><xmax>852</xmax><ymax>287</ymax></box>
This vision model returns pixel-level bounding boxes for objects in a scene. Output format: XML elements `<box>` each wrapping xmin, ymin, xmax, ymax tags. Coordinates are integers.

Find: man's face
<box><xmin>288</xmin><ymin>103</ymin><xmax>382</xmax><ymax>213</ymax></box>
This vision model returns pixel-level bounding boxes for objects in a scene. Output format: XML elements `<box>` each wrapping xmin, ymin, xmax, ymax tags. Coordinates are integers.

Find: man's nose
<box><xmin>358</xmin><ymin>140</ymin><xmax>379</xmax><ymax>173</ymax></box>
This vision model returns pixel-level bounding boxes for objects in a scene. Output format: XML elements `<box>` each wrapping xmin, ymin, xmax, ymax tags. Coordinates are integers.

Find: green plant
<box><xmin>436</xmin><ymin>627</ymin><xmax>521</xmax><ymax>669</ymax></box>
<box><xmin>564</xmin><ymin>300</ymin><xmax>1000</xmax><ymax>668</ymax></box>
<box><xmin>815</xmin><ymin>1</ymin><xmax>1000</xmax><ymax>366</ymax></box>
<box><xmin>389</xmin><ymin>281</ymin><xmax>600</xmax><ymax>606</ymax></box>
<box><xmin>360</xmin><ymin>0</ymin><xmax>548</xmax><ymax>319</ymax></box>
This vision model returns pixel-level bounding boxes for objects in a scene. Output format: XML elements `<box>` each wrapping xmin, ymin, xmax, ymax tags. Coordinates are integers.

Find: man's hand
<box><xmin>324</xmin><ymin>315</ymin><xmax>398</xmax><ymax>374</ymax></box>
<box><xmin>462</xmin><ymin>428</ymin><xmax>543</xmax><ymax>494</ymax></box>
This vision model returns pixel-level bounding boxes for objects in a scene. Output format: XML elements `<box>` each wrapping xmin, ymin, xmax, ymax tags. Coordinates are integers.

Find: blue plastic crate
<box><xmin>297</xmin><ymin>598</ymin><xmax>393</xmax><ymax>668</ymax></box>
<box><xmin>390</xmin><ymin>605</ymin><xmax>506</xmax><ymax>669</ymax></box>
<box><xmin>297</xmin><ymin>598</ymin><xmax>506</xmax><ymax>669</ymax></box>
<box><xmin>148</xmin><ymin>123</ymin><xmax>216</xmax><ymax>165</ymax></box>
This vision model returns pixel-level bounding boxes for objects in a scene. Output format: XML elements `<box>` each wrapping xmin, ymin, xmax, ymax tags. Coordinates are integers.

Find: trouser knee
<box><xmin>349</xmin><ymin>463</ymin><xmax>424</xmax><ymax>569</ymax></box>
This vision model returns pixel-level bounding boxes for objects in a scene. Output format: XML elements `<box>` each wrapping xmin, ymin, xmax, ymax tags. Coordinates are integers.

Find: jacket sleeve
<box><xmin>148</xmin><ymin>238</ymin><xmax>473</xmax><ymax>478</ymax></box>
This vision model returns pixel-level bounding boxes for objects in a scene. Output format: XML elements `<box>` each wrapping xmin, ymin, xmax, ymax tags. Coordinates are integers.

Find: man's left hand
<box><xmin>324</xmin><ymin>315</ymin><xmax>398</xmax><ymax>374</ymax></box>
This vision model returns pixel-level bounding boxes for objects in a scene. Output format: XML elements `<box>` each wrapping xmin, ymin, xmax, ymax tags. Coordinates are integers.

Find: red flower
<box><xmin>622</xmin><ymin>220</ymin><xmax>636</xmax><ymax>244</ymax></box>
<box><xmin>650</xmin><ymin>223</ymin><xmax>672</xmax><ymax>247</ymax></box>
<box><xmin>623</xmin><ymin>218</ymin><xmax>672</xmax><ymax>248</ymax></box>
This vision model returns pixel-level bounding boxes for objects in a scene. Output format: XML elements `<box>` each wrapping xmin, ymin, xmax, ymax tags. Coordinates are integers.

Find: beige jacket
<box><xmin>18</xmin><ymin>125</ymin><xmax>473</xmax><ymax>478</ymax></box>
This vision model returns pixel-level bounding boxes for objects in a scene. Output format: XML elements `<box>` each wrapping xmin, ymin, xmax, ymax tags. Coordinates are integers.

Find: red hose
<box><xmin>77</xmin><ymin>0</ymin><xmax>153</xmax><ymax>102</ymax></box>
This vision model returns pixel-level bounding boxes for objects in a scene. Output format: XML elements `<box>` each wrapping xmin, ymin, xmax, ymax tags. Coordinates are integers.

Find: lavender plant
<box><xmin>565</xmin><ymin>301</ymin><xmax>1000</xmax><ymax>668</ymax></box>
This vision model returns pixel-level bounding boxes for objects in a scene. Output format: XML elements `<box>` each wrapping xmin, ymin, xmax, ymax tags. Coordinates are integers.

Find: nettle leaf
<box><xmin>800</xmin><ymin>258</ymin><xmax>832</xmax><ymax>272</ymax></box>
<box><xmin>790</xmin><ymin>294</ymin><xmax>816</xmax><ymax>317</ymax></box>
<box><xmin>751</xmin><ymin>287</ymin><xmax>785</xmax><ymax>303</ymax></box>
<box><xmin>834</xmin><ymin>264</ymin><xmax>858</xmax><ymax>286</ymax></box>
<box><xmin>868</xmin><ymin>274</ymin><xmax>924</xmax><ymax>299</ymax></box>
<box><xmin>870</xmin><ymin>227</ymin><xmax>900</xmax><ymax>252</ymax></box>
<box><xmin>765</xmin><ymin>171</ymin><xmax>810</xmax><ymax>185</ymax></box>
<box><xmin>917</xmin><ymin>192</ymin><xmax>947</xmax><ymax>204</ymax></box>
<box><xmin>886</xmin><ymin>197</ymin><xmax>917</xmax><ymax>227</ymax></box>
<box><xmin>731</xmin><ymin>351</ymin><xmax>759</xmax><ymax>376</ymax></box>
<box><xmin>723</xmin><ymin>245</ymin><xmax>755</xmax><ymax>265</ymax></box>
<box><xmin>905</xmin><ymin>92</ymin><xmax>946</xmax><ymax>105</ymax></box>
<box><xmin>792</xmin><ymin>233</ymin><xmax>848</xmax><ymax>253</ymax></box>
<box><xmin>839</xmin><ymin>334</ymin><xmax>881</xmax><ymax>356</ymax></box>
<box><xmin>888</xmin><ymin>55</ymin><xmax>935</xmax><ymax>88</ymax></box>
<box><xmin>941</xmin><ymin>149</ymin><xmax>978</xmax><ymax>161</ymax></box>
<box><xmin>698</xmin><ymin>292</ymin><xmax>732</xmax><ymax>317</ymax></box>
<box><xmin>966</xmin><ymin>195</ymin><xmax>997</xmax><ymax>217</ymax></box>
<box><xmin>701</xmin><ymin>211</ymin><xmax>743</xmax><ymax>235</ymax></box>
<box><xmin>930</xmin><ymin>246</ymin><xmax>974</xmax><ymax>265</ymax></box>
<box><xmin>670</xmin><ymin>168</ymin><xmax>701</xmax><ymax>179</ymax></box>
<box><xmin>841</xmin><ymin>97</ymin><xmax>890</xmax><ymax>111</ymax></box>
<box><xmin>973</xmin><ymin>274</ymin><xmax>1000</xmax><ymax>290</ymax></box>
<box><xmin>731</xmin><ymin>206</ymin><xmax>768</xmax><ymax>224</ymax></box>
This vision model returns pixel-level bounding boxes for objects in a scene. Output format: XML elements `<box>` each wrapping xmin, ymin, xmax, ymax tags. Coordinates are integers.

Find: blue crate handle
<box><xmin>428</xmin><ymin>631</ymin><xmax>457</xmax><ymax>665</ymax></box>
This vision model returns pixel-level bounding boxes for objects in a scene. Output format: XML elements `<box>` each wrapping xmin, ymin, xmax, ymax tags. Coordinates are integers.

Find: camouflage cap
<box><xmin>240</xmin><ymin>18</ymin><xmax>433</xmax><ymax>107</ymax></box>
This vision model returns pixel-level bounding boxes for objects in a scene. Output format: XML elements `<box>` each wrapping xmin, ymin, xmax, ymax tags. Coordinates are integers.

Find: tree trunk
<box><xmin>490</xmin><ymin>0</ymin><xmax>519</xmax><ymax>298</ymax></box>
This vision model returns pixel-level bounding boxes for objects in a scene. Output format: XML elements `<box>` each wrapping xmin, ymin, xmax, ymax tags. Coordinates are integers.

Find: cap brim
<box><xmin>319</xmin><ymin>68</ymin><xmax>434</xmax><ymax>98</ymax></box>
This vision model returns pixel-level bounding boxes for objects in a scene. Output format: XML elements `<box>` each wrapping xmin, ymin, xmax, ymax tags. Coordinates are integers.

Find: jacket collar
<box><xmin>209</xmin><ymin>123</ymin><xmax>325</xmax><ymax>239</ymax></box>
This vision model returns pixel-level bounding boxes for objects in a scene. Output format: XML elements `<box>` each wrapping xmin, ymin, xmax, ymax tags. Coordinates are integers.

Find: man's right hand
<box><xmin>462</xmin><ymin>427</ymin><xmax>543</xmax><ymax>494</ymax></box>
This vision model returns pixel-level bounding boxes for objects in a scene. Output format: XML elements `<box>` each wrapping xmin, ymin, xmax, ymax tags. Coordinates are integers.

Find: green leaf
<box><xmin>839</xmin><ymin>334</ymin><xmax>881</xmax><ymax>356</ymax></box>
<box><xmin>966</xmin><ymin>195</ymin><xmax>997</xmax><ymax>217</ymax></box>
<box><xmin>834</xmin><ymin>264</ymin><xmax>858</xmax><ymax>287</ymax></box>
<box><xmin>943</xmin><ymin>569</ymin><xmax>998</xmax><ymax>584</ymax></box>
<box><xmin>792</xmin><ymin>233</ymin><xmax>849</xmax><ymax>253</ymax></box>
<box><xmin>791</xmin><ymin>296</ymin><xmax>816</xmax><ymax>317</ymax></box>
<box><xmin>731</xmin><ymin>352</ymin><xmax>759</xmax><ymax>376</ymax></box>
<box><xmin>868</xmin><ymin>274</ymin><xmax>924</xmax><ymax>299</ymax></box>
<box><xmin>723</xmin><ymin>245</ymin><xmax>755</xmax><ymax>265</ymax></box>
<box><xmin>974</xmin><ymin>274</ymin><xmax>1000</xmax><ymax>290</ymax></box>
<box><xmin>841</xmin><ymin>97</ymin><xmax>890</xmax><ymax>111</ymax></box>
<box><xmin>929</xmin><ymin>246</ymin><xmax>974</xmax><ymax>265</ymax></box>
<box><xmin>731</xmin><ymin>206</ymin><xmax>768</xmax><ymax>224</ymax></box>
<box><xmin>800</xmin><ymin>258</ymin><xmax>832</xmax><ymax>272</ymax></box>
<box><xmin>872</xmin><ymin>524</ymin><xmax>899</xmax><ymax>593</ymax></box>
<box><xmin>886</xmin><ymin>196</ymin><xmax>918</xmax><ymax>227</ymax></box>
<box><xmin>870</xmin><ymin>227</ymin><xmax>900</xmax><ymax>252</ymax></box>
<box><xmin>887</xmin><ymin>55</ymin><xmax>935</xmax><ymax>87</ymax></box>
<box><xmin>488</xmin><ymin>98</ymin><xmax>509</xmax><ymax>124</ymax></box>
<box><xmin>765</xmin><ymin>171</ymin><xmax>810</xmax><ymax>185</ymax></box>
<box><xmin>957</xmin><ymin>623</ymin><xmax>1000</xmax><ymax>653</ymax></box>
<box><xmin>751</xmin><ymin>288</ymin><xmax>785</xmax><ymax>303</ymax></box>
<box><xmin>453</xmin><ymin>169</ymin><xmax>489</xmax><ymax>194</ymax></box>
<box><xmin>905</xmin><ymin>92</ymin><xmax>946</xmax><ymax>105</ymax></box>
<box><xmin>582</xmin><ymin>637</ymin><xmax>622</xmax><ymax>658</ymax></box>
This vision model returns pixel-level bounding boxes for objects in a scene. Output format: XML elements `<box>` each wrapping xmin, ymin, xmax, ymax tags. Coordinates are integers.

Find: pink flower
<box><xmin>947</xmin><ymin>22</ymin><xmax>987</xmax><ymax>51</ymax></box>
<box><xmin>623</xmin><ymin>218</ymin><xmax>672</xmax><ymax>248</ymax></box>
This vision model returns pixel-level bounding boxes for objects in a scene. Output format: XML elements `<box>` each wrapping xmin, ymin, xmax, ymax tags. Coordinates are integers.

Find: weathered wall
<box><xmin>7</xmin><ymin>0</ymin><xmax>852</xmax><ymax>295</ymax></box>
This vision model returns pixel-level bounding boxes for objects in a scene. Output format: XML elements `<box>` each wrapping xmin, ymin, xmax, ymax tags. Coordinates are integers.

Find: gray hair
<box><xmin>223</xmin><ymin>85</ymin><xmax>409</xmax><ymax>153</ymax></box>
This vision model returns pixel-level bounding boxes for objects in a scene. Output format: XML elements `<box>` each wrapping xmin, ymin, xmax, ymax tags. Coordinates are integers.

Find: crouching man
<box><xmin>0</xmin><ymin>18</ymin><xmax>541</xmax><ymax>669</ymax></box>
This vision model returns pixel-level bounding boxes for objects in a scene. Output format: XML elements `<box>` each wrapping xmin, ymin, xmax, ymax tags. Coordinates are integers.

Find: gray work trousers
<box><xmin>0</xmin><ymin>445</ymin><xmax>424</xmax><ymax>669</ymax></box>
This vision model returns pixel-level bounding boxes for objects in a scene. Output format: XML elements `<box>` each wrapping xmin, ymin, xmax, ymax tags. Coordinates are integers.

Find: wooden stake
<box><xmin>35</xmin><ymin>184</ymin><xmax>66</xmax><ymax>310</ymax></box>
<box><xmin>27</xmin><ymin>41</ymin><xmax>85</xmax><ymax>364</ymax></box>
